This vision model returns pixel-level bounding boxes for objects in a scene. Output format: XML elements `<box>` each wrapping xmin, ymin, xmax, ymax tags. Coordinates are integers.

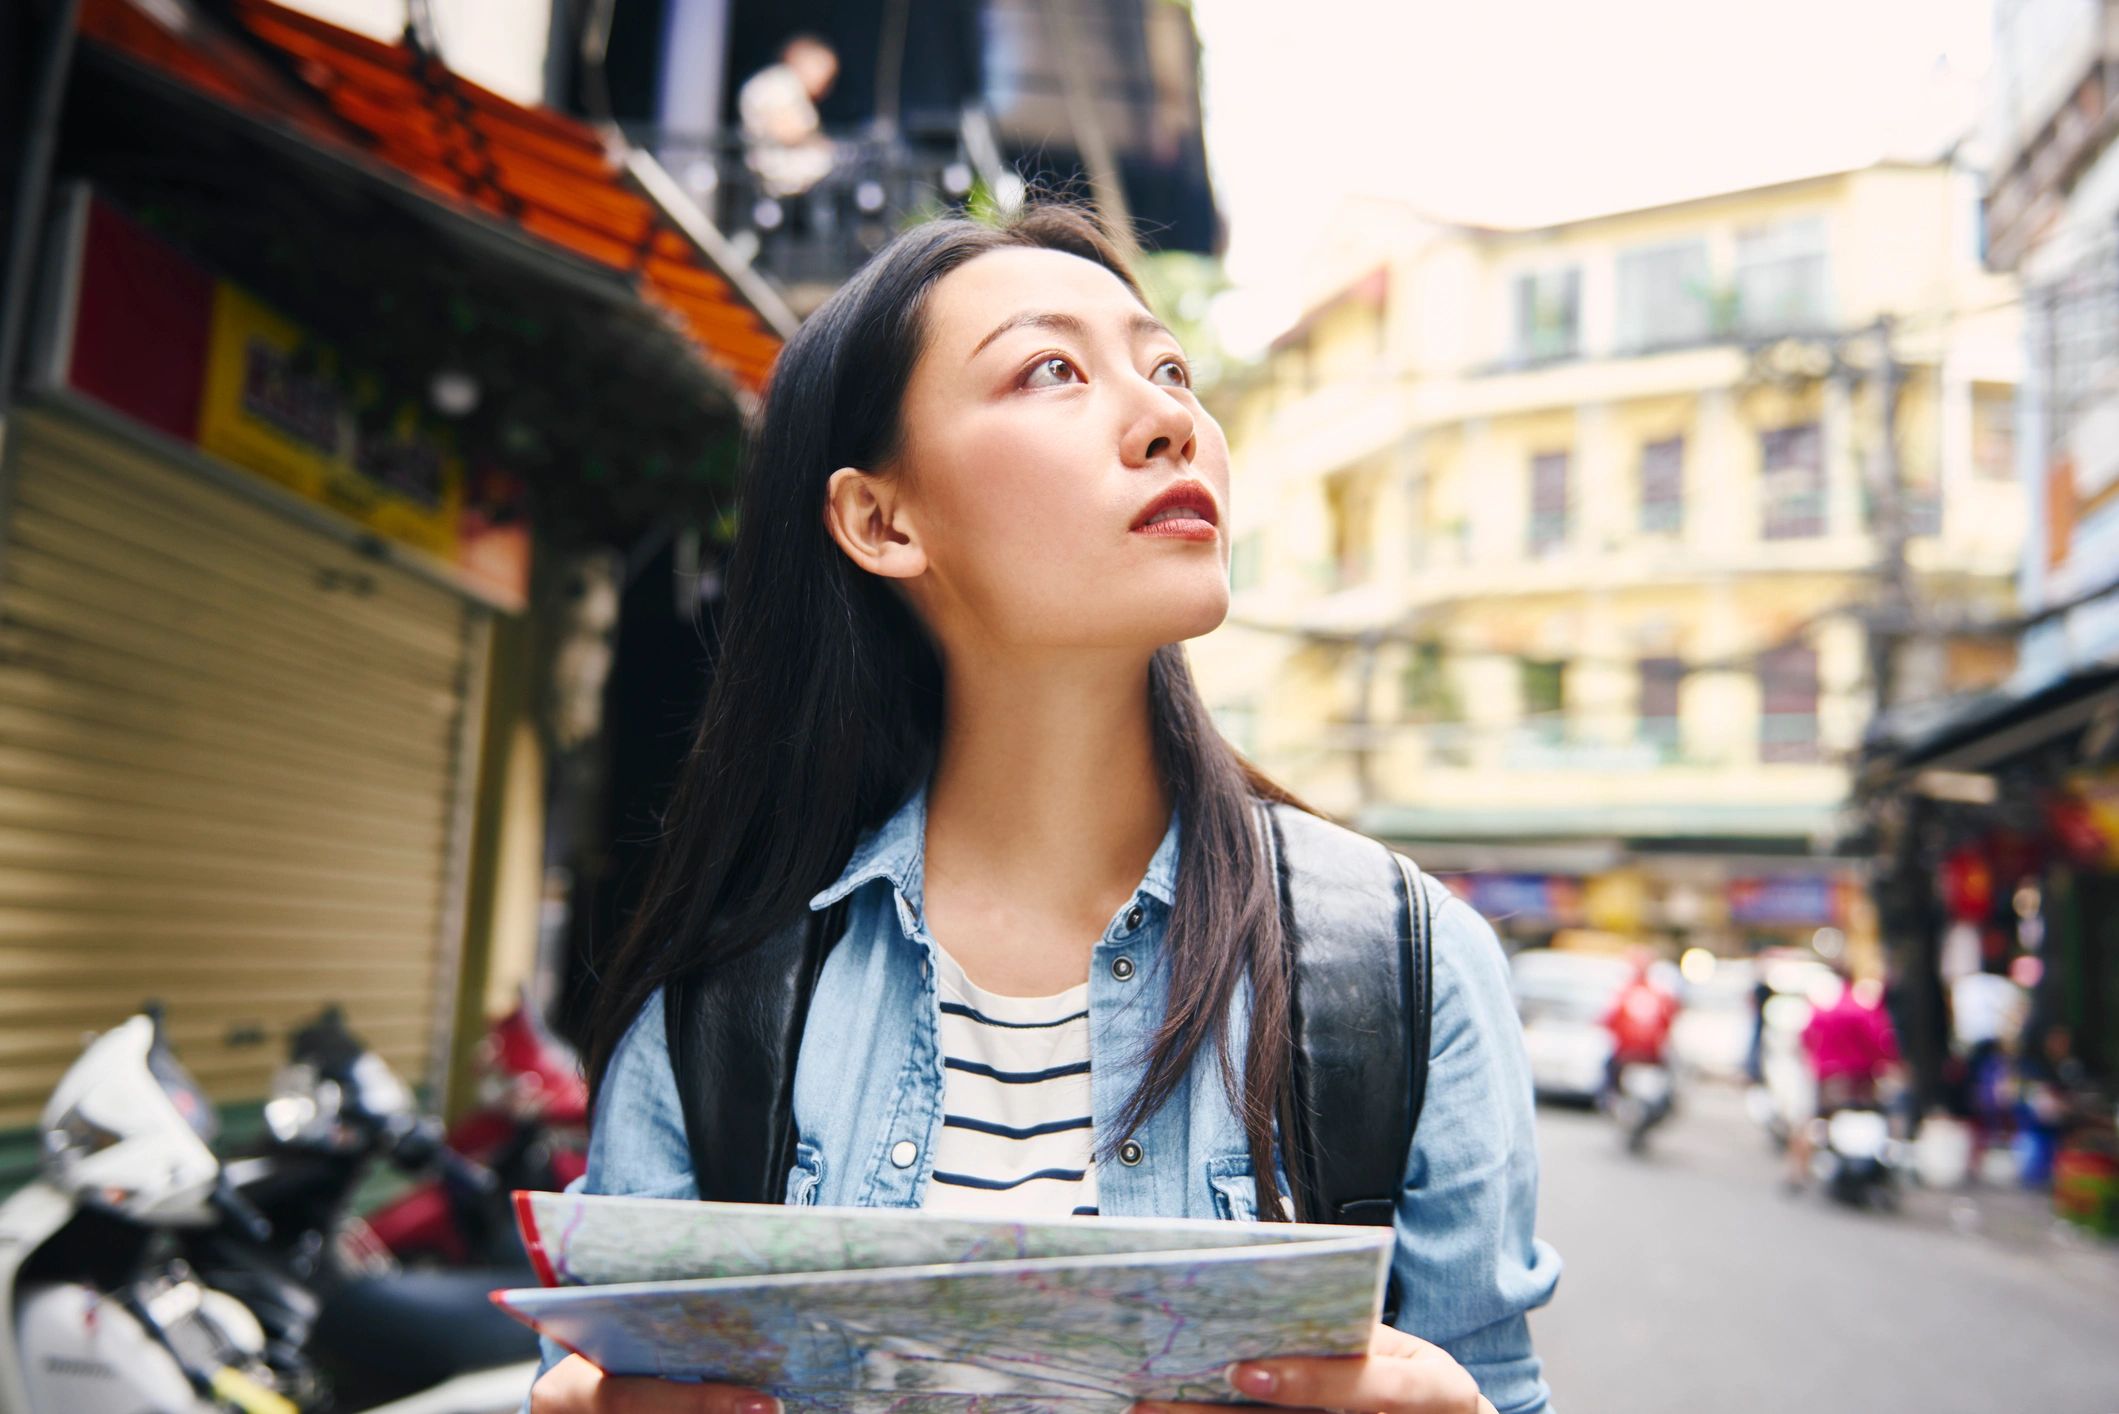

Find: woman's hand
<box><xmin>531</xmin><ymin>1354</ymin><xmax>780</xmax><ymax>1414</ymax></box>
<box><xmin>1134</xmin><ymin>1324</ymin><xmax>1495</xmax><ymax>1414</ymax></box>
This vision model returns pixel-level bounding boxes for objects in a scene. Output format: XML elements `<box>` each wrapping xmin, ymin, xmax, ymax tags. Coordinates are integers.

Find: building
<box><xmin>1192</xmin><ymin>162</ymin><xmax>2024</xmax><ymax>965</ymax></box>
<box><xmin>1850</xmin><ymin>0</ymin><xmax>2119</xmax><ymax>1103</ymax></box>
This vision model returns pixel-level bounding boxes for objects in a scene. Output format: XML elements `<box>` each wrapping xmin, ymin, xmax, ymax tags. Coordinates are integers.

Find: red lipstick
<box><xmin>1130</xmin><ymin>481</ymin><xmax>1220</xmax><ymax>541</ymax></box>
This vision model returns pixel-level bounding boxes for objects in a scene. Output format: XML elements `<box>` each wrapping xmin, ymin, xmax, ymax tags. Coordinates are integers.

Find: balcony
<box><xmin>633</xmin><ymin>126</ymin><xmax>987</xmax><ymax>307</ymax></box>
<box><xmin>1984</xmin><ymin>0</ymin><xmax>2119</xmax><ymax>269</ymax></box>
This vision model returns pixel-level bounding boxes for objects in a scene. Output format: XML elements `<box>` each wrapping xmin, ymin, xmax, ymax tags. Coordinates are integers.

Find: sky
<box><xmin>1191</xmin><ymin>0</ymin><xmax>1995</xmax><ymax>350</ymax></box>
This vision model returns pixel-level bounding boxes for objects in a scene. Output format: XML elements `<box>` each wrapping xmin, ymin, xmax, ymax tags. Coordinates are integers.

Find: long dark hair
<box><xmin>586</xmin><ymin>201</ymin><xmax>1310</xmax><ymax>1217</ymax></box>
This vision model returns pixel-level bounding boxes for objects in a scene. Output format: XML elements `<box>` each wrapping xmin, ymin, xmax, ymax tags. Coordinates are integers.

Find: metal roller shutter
<box><xmin>0</xmin><ymin>408</ymin><xmax>486</xmax><ymax>1130</ymax></box>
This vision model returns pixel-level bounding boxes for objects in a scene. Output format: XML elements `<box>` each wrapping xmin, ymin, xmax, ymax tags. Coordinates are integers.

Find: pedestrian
<box><xmin>1952</xmin><ymin>962</ymin><xmax>2027</xmax><ymax>1177</ymax></box>
<box><xmin>1746</xmin><ymin>969</ymin><xmax>1772</xmax><ymax>1086</ymax></box>
<box><xmin>738</xmin><ymin>34</ymin><xmax>839</xmax><ymax>201</ymax></box>
<box><xmin>527</xmin><ymin>202</ymin><xmax>1559</xmax><ymax>1414</ymax></box>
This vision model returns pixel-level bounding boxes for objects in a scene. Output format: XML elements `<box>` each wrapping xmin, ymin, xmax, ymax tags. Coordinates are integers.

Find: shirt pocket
<box><xmin>783</xmin><ymin>1139</ymin><xmax>826</xmax><ymax>1206</ymax></box>
<box><xmin>1204</xmin><ymin>1152</ymin><xmax>1296</xmax><ymax>1222</ymax></box>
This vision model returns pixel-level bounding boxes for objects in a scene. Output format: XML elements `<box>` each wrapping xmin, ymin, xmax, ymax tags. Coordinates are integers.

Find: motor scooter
<box><xmin>1608</xmin><ymin>1060</ymin><xmax>1676</xmax><ymax>1154</ymax></box>
<box><xmin>359</xmin><ymin>999</ymin><xmax>586</xmax><ymax>1268</ymax></box>
<box><xmin>1809</xmin><ymin>1103</ymin><xmax>1905</xmax><ymax>1210</ymax></box>
<box><xmin>0</xmin><ymin>1008</ymin><xmax>538</xmax><ymax>1413</ymax></box>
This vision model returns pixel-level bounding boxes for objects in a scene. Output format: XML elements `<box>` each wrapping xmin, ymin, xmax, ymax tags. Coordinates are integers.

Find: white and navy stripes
<box><xmin>923</xmin><ymin>946</ymin><xmax>1099</xmax><ymax>1218</ymax></box>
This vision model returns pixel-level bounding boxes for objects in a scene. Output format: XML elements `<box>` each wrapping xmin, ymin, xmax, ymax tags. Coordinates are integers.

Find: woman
<box><xmin>530</xmin><ymin>202</ymin><xmax>1560</xmax><ymax>1414</ymax></box>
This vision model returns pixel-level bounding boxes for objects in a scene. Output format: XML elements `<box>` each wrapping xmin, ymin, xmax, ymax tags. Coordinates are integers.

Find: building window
<box><xmin>1529</xmin><ymin>450</ymin><xmax>1571</xmax><ymax>556</ymax></box>
<box><xmin>1513</xmin><ymin>267</ymin><xmax>1581</xmax><ymax>362</ymax></box>
<box><xmin>1758</xmin><ymin>644</ymin><xmax>1820</xmax><ymax>763</ymax></box>
<box><xmin>1402</xmin><ymin>642</ymin><xmax>1458</xmax><ymax>720</ymax></box>
<box><xmin>1760</xmin><ymin>423</ymin><xmax>1825</xmax><ymax>540</ymax></box>
<box><xmin>1229</xmin><ymin>531</ymin><xmax>1265</xmax><ymax>592</ymax></box>
<box><xmin>1736</xmin><ymin>217</ymin><xmax>1829</xmax><ymax>335</ymax></box>
<box><xmin>1973</xmin><ymin>385</ymin><xmax>2017</xmax><ymax>481</ymax></box>
<box><xmin>1638</xmin><ymin>656</ymin><xmax>1683</xmax><ymax>756</ymax></box>
<box><xmin>1615</xmin><ymin>241</ymin><xmax>1711</xmax><ymax>351</ymax></box>
<box><xmin>1639</xmin><ymin>436</ymin><xmax>1685</xmax><ymax>534</ymax></box>
<box><xmin>1323</xmin><ymin>471</ymin><xmax>1372</xmax><ymax>587</ymax></box>
<box><xmin>1521</xmin><ymin>658</ymin><xmax>1567</xmax><ymax>744</ymax></box>
<box><xmin>1898</xmin><ymin>469</ymin><xmax>1943</xmax><ymax>538</ymax></box>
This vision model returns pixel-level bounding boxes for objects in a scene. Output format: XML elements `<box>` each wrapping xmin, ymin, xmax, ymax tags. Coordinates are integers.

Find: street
<box><xmin>1530</xmin><ymin>1082</ymin><xmax>2119</xmax><ymax>1413</ymax></box>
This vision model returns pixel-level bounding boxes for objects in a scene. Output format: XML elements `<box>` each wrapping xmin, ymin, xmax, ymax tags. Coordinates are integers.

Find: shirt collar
<box><xmin>806</xmin><ymin>778</ymin><xmax>1182</xmax><ymax>917</ymax></box>
<box><xmin>807</xmin><ymin>779</ymin><xmax>931</xmax><ymax>914</ymax></box>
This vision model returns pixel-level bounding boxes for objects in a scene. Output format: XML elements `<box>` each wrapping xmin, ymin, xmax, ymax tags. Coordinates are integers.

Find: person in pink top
<box><xmin>1786</xmin><ymin>965</ymin><xmax>1902</xmax><ymax>1188</ymax></box>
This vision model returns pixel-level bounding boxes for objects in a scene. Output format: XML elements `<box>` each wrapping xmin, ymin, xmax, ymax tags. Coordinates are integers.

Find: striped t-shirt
<box><xmin>923</xmin><ymin>945</ymin><xmax>1098</xmax><ymax>1217</ymax></box>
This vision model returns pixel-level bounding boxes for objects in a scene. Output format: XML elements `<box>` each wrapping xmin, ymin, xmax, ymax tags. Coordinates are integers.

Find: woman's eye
<box><xmin>1024</xmin><ymin>356</ymin><xmax>1080</xmax><ymax>388</ymax></box>
<box><xmin>1151</xmin><ymin>358</ymin><xmax>1191</xmax><ymax>388</ymax></box>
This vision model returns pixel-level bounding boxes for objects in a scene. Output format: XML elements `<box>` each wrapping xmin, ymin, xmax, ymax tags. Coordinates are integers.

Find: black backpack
<box><xmin>665</xmin><ymin>800</ymin><xmax>1434</xmax><ymax>1249</ymax></box>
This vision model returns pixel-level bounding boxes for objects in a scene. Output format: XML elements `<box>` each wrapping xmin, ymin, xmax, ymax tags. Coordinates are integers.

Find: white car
<box><xmin>1671</xmin><ymin>958</ymin><xmax>1759</xmax><ymax>1082</ymax></box>
<box><xmin>1509</xmin><ymin>951</ymin><xmax>1632</xmax><ymax>1103</ymax></box>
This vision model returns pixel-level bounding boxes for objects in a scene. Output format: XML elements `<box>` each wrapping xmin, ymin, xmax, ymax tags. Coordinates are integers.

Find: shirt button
<box><xmin>1110</xmin><ymin>956</ymin><xmax>1136</xmax><ymax>982</ymax></box>
<box><xmin>1125</xmin><ymin>905</ymin><xmax>1145</xmax><ymax>931</ymax></box>
<box><xmin>890</xmin><ymin>1140</ymin><xmax>918</xmax><ymax>1168</ymax></box>
<box><xmin>1118</xmin><ymin>1139</ymin><xmax>1145</xmax><ymax>1166</ymax></box>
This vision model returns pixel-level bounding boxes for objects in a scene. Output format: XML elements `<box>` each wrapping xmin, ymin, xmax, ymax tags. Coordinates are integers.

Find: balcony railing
<box><xmin>633</xmin><ymin>126</ymin><xmax>985</xmax><ymax>296</ymax></box>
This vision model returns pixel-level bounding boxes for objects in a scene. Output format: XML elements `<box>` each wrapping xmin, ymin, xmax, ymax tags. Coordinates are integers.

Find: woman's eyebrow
<box><xmin>968</xmin><ymin>310</ymin><xmax>1176</xmax><ymax>362</ymax></box>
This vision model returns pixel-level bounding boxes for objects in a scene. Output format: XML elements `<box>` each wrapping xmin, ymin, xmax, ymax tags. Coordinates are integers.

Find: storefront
<box><xmin>1440</xmin><ymin>857</ymin><xmax>1870</xmax><ymax>963</ymax></box>
<box><xmin>0</xmin><ymin>191</ymin><xmax>526</xmax><ymax>1132</ymax></box>
<box><xmin>0</xmin><ymin>0</ymin><xmax>788</xmax><ymax>1156</ymax></box>
<box><xmin>1863</xmin><ymin>661</ymin><xmax>2119</xmax><ymax>1224</ymax></box>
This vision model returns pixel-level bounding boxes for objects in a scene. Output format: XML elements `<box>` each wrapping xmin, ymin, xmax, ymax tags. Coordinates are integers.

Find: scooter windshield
<box><xmin>146</xmin><ymin>1037</ymin><xmax>219</xmax><ymax>1146</ymax></box>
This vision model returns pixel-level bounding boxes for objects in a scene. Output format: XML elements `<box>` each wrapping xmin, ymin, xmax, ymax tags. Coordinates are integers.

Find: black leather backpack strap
<box><xmin>664</xmin><ymin>900</ymin><xmax>846</xmax><ymax>1204</ymax></box>
<box><xmin>1258</xmin><ymin>800</ymin><xmax>1435</xmax><ymax>1229</ymax></box>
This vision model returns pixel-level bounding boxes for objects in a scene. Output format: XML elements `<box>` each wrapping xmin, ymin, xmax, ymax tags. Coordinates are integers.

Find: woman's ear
<box><xmin>824</xmin><ymin>466</ymin><xmax>927</xmax><ymax>580</ymax></box>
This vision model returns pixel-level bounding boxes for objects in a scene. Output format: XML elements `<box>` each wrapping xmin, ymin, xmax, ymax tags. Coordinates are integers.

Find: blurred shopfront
<box><xmin>1438</xmin><ymin>857</ymin><xmax>1871</xmax><ymax>964</ymax></box>
<box><xmin>0</xmin><ymin>0</ymin><xmax>784</xmax><ymax>1161</ymax></box>
<box><xmin>1864</xmin><ymin>668</ymin><xmax>2119</xmax><ymax>1111</ymax></box>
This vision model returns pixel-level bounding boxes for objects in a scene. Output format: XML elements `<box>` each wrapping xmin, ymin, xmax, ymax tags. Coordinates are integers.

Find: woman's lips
<box><xmin>1131</xmin><ymin>516</ymin><xmax>1218</xmax><ymax>541</ymax></box>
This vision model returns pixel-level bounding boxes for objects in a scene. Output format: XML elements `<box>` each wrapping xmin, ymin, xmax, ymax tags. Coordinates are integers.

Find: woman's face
<box><xmin>837</xmin><ymin>247</ymin><xmax>1231</xmax><ymax>659</ymax></box>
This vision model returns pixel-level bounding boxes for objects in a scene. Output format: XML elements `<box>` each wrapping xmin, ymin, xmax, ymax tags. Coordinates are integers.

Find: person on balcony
<box><xmin>738</xmin><ymin>33</ymin><xmax>840</xmax><ymax>201</ymax></box>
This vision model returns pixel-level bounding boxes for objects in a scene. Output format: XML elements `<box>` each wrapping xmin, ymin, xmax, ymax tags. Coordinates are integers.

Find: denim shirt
<box><xmin>531</xmin><ymin>782</ymin><xmax>1561</xmax><ymax>1413</ymax></box>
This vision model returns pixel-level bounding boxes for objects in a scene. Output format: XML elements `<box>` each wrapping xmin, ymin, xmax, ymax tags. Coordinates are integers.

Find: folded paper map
<box><xmin>496</xmin><ymin>1191</ymin><xmax>1394</xmax><ymax>1412</ymax></box>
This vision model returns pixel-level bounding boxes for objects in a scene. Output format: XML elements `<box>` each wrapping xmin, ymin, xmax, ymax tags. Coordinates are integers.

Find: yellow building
<box><xmin>1194</xmin><ymin>162</ymin><xmax>2023</xmax><ymax>955</ymax></box>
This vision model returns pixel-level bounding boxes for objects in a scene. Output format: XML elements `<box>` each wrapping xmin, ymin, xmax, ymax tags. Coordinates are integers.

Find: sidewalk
<box><xmin>1902</xmin><ymin>1167</ymin><xmax>2118</xmax><ymax>1258</ymax></box>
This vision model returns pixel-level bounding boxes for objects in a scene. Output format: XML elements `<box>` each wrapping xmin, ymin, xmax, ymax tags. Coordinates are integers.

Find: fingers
<box><xmin>599</xmin><ymin>1379</ymin><xmax>778</xmax><ymax>1414</ymax></box>
<box><xmin>1218</xmin><ymin>1338</ymin><xmax>1482</xmax><ymax>1414</ymax></box>
<box><xmin>530</xmin><ymin>1354</ymin><xmax>779</xmax><ymax>1414</ymax></box>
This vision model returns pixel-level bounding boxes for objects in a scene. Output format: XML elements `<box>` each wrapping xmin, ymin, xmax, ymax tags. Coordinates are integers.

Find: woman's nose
<box><xmin>1125</xmin><ymin>385</ymin><xmax>1196</xmax><ymax>467</ymax></box>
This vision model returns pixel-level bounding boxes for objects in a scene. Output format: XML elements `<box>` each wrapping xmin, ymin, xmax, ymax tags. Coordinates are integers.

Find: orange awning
<box><xmin>77</xmin><ymin>0</ymin><xmax>784</xmax><ymax>396</ymax></box>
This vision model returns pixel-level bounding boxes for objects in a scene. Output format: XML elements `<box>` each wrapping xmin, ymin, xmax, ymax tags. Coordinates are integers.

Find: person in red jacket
<box><xmin>1599</xmin><ymin>955</ymin><xmax>1679</xmax><ymax>1104</ymax></box>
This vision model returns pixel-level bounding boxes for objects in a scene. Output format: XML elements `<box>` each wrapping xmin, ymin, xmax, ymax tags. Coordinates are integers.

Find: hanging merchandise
<box><xmin>2046</xmin><ymin>772</ymin><xmax>2119</xmax><ymax>868</ymax></box>
<box><xmin>1941</xmin><ymin>845</ymin><xmax>1995</xmax><ymax>923</ymax></box>
<box><xmin>1939</xmin><ymin>919</ymin><xmax>1983</xmax><ymax>982</ymax></box>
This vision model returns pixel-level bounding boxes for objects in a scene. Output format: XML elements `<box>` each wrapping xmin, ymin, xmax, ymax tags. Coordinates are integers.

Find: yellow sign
<box><xmin>197</xmin><ymin>284</ymin><xmax>463</xmax><ymax>560</ymax></box>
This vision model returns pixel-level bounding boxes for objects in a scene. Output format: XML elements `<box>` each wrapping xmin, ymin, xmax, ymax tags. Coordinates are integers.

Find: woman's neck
<box><xmin>920</xmin><ymin>650</ymin><xmax>1170</xmax><ymax>991</ymax></box>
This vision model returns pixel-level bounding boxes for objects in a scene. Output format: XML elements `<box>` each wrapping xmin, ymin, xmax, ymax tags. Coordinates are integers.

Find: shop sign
<box><xmin>1455</xmin><ymin>874</ymin><xmax>1585</xmax><ymax>926</ymax></box>
<box><xmin>41</xmin><ymin>189</ymin><xmax>528</xmax><ymax>610</ymax></box>
<box><xmin>1727</xmin><ymin>874</ymin><xmax>1843</xmax><ymax>926</ymax></box>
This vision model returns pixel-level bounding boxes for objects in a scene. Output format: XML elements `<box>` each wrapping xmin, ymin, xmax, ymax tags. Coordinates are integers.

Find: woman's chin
<box><xmin>1142</xmin><ymin>577</ymin><xmax>1231</xmax><ymax>642</ymax></box>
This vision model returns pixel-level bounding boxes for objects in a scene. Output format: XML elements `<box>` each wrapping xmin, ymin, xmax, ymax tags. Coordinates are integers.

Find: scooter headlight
<box><xmin>42</xmin><ymin>1100</ymin><xmax>125</xmax><ymax>1166</ymax></box>
<box><xmin>264</xmin><ymin>1061</ymin><xmax>345</xmax><ymax>1146</ymax></box>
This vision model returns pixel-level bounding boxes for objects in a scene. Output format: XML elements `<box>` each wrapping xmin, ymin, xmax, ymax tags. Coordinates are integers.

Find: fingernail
<box><xmin>739</xmin><ymin>1397</ymin><xmax>780</xmax><ymax>1414</ymax></box>
<box><xmin>1227</xmin><ymin>1363</ymin><xmax>1276</xmax><ymax>1397</ymax></box>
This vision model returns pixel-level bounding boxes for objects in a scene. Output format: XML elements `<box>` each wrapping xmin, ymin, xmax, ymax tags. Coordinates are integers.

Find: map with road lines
<box><xmin>498</xmin><ymin>1192</ymin><xmax>1391</xmax><ymax>1411</ymax></box>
